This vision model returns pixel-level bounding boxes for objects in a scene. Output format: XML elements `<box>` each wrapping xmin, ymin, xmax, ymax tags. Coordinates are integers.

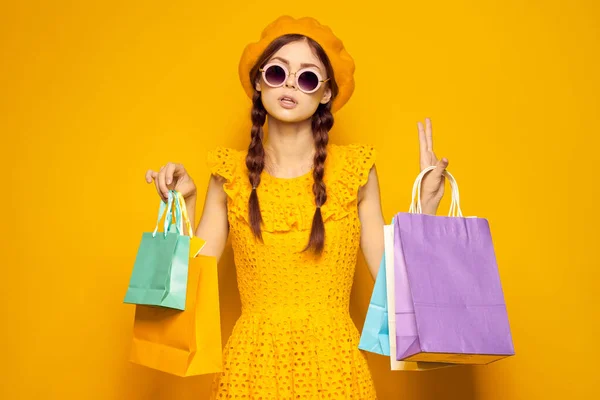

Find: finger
<box><xmin>164</xmin><ymin>163</ymin><xmax>178</xmax><ymax>186</ymax></box>
<box><xmin>154</xmin><ymin>166</ymin><xmax>165</xmax><ymax>201</ymax></box>
<box><xmin>425</xmin><ymin>117</ymin><xmax>433</xmax><ymax>151</ymax></box>
<box><xmin>417</xmin><ymin>121</ymin><xmax>427</xmax><ymax>152</ymax></box>
<box><xmin>145</xmin><ymin>169</ymin><xmax>155</xmax><ymax>183</ymax></box>
<box><xmin>157</xmin><ymin>165</ymin><xmax>170</xmax><ymax>200</ymax></box>
<box><xmin>154</xmin><ymin>177</ymin><xmax>165</xmax><ymax>202</ymax></box>
<box><xmin>418</xmin><ymin>121</ymin><xmax>428</xmax><ymax>166</ymax></box>
<box><xmin>433</xmin><ymin>157</ymin><xmax>449</xmax><ymax>176</ymax></box>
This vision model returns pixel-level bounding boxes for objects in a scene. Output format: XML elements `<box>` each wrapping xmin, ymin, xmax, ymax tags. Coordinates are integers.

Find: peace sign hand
<box><xmin>417</xmin><ymin>117</ymin><xmax>449</xmax><ymax>215</ymax></box>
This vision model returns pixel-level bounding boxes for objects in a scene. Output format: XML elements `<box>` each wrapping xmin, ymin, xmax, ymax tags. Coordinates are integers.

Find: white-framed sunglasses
<box><xmin>259</xmin><ymin>63</ymin><xmax>330</xmax><ymax>94</ymax></box>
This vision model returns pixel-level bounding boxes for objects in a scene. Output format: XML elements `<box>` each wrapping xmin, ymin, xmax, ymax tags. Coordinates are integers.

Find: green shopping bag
<box><xmin>123</xmin><ymin>190</ymin><xmax>190</xmax><ymax>310</ymax></box>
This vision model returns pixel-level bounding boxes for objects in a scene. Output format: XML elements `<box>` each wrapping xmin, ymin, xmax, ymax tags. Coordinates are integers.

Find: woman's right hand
<box><xmin>145</xmin><ymin>162</ymin><xmax>197</xmax><ymax>203</ymax></box>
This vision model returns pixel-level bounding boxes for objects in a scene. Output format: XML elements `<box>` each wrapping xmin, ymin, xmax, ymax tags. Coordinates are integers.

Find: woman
<box><xmin>145</xmin><ymin>15</ymin><xmax>449</xmax><ymax>400</ymax></box>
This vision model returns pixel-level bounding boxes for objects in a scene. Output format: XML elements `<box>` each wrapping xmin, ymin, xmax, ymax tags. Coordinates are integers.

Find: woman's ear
<box><xmin>320</xmin><ymin>87</ymin><xmax>332</xmax><ymax>104</ymax></box>
<box><xmin>255</xmin><ymin>79</ymin><xmax>262</xmax><ymax>92</ymax></box>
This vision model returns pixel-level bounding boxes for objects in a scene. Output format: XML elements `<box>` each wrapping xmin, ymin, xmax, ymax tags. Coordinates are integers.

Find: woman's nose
<box><xmin>285</xmin><ymin>72</ymin><xmax>296</xmax><ymax>89</ymax></box>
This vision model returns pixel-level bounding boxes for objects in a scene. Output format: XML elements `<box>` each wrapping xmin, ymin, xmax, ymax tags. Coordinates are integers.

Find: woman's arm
<box><xmin>358</xmin><ymin>165</ymin><xmax>386</xmax><ymax>280</ymax></box>
<box><xmin>186</xmin><ymin>174</ymin><xmax>230</xmax><ymax>263</ymax></box>
<box><xmin>358</xmin><ymin>118</ymin><xmax>448</xmax><ymax>279</ymax></box>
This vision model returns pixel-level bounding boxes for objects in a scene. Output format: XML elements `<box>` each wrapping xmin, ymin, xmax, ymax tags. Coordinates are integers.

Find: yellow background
<box><xmin>2</xmin><ymin>1</ymin><xmax>598</xmax><ymax>399</ymax></box>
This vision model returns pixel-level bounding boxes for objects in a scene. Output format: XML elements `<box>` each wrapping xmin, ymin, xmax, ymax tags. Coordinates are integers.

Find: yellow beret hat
<box><xmin>238</xmin><ymin>15</ymin><xmax>356</xmax><ymax>114</ymax></box>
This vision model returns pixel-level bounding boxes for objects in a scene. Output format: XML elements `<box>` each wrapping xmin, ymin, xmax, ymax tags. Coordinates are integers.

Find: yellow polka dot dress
<box><xmin>207</xmin><ymin>143</ymin><xmax>378</xmax><ymax>399</ymax></box>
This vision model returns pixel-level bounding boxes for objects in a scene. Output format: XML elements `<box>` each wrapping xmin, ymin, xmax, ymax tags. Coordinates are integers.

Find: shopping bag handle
<box><xmin>174</xmin><ymin>191</ymin><xmax>195</xmax><ymax>239</ymax></box>
<box><xmin>150</xmin><ymin>190</ymin><xmax>195</xmax><ymax>238</ymax></box>
<box><xmin>408</xmin><ymin>166</ymin><xmax>463</xmax><ymax>217</ymax></box>
<box><xmin>152</xmin><ymin>191</ymin><xmax>175</xmax><ymax>238</ymax></box>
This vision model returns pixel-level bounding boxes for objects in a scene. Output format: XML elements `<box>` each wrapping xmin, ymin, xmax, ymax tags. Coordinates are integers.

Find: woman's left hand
<box><xmin>418</xmin><ymin>117</ymin><xmax>448</xmax><ymax>215</ymax></box>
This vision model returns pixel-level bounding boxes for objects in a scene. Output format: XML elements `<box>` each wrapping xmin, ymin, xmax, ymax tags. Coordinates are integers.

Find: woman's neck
<box><xmin>264</xmin><ymin>116</ymin><xmax>316</xmax><ymax>173</ymax></box>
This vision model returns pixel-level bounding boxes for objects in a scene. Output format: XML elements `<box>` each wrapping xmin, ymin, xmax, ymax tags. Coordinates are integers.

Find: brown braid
<box><xmin>303</xmin><ymin>103</ymin><xmax>334</xmax><ymax>254</ymax></box>
<box><xmin>245</xmin><ymin>90</ymin><xmax>267</xmax><ymax>241</ymax></box>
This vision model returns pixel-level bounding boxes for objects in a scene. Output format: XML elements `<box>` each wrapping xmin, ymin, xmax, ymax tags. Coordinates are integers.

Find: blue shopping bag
<box><xmin>358</xmin><ymin>253</ymin><xmax>390</xmax><ymax>356</ymax></box>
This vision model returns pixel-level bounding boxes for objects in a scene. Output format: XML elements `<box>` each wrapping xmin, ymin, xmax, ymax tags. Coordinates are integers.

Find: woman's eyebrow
<box><xmin>270</xmin><ymin>56</ymin><xmax>322</xmax><ymax>71</ymax></box>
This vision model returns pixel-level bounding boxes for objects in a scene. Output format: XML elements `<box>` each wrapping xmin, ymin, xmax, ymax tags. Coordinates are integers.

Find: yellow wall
<box><xmin>2</xmin><ymin>1</ymin><xmax>598</xmax><ymax>399</ymax></box>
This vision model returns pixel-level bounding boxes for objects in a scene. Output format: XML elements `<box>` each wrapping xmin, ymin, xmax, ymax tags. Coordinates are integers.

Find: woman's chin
<box><xmin>265</xmin><ymin>105</ymin><xmax>316</xmax><ymax>124</ymax></box>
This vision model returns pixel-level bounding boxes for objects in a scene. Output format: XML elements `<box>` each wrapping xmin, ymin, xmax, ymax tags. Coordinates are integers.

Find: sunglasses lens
<box><xmin>298</xmin><ymin>71</ymin><xmax>320</xmax><ymax>92</ymax></box>
<box><xmin>264</xmin><ymin>65</ymin><xmax>286</xmax><ymax>86</ymax></box>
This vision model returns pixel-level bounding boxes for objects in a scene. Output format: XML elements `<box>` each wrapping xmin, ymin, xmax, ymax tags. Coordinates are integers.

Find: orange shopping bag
<box><xmin>129</xmin><ymin>252</ymin><xmax>222</xmax><ymax>376</ymax></box>
<box><xmin>129</xmin><ymin>193</ymin><xmax>222</xmax><ymax>376</ymax></box>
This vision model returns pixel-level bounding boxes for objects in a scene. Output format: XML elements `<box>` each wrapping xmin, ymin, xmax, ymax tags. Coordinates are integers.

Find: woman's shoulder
<box><xmin>206</xmin><ymin>146</ymin><xmax>246</xmax><ymax>181</ymax></box>
<box><xmin>328</xmin><ymin>142</ymin><xmax>377</xmax><ymax>166</ymax></box>
<box><xmin>326</xmin><ymin>142</ymin><xmax>377</xmax><ymax>189</ymax></box>
<box><xmin>206</xmin><ymin>146</ymin><xmax>245</xmax><ymax>161</ymax></box>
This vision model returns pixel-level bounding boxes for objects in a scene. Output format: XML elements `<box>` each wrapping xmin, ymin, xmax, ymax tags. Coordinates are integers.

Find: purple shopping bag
<box><xmin>394</xmin><ymin>166</ymin><xmax>515</xmax><ymax>365</ymax></box>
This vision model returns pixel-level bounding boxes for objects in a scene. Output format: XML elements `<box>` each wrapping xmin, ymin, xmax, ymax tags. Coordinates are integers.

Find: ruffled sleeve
<box><xmin>320</xmin><ymin>143</ymin><xmax>377</xmax><ymax>223</ymax></box>
<box><xmin>206</xmin><ymin>146</ymin><xmax>243</xmax><ymax>200</ymax></box>
<box><xmin>332</xmin><ymin>143</ymin><xmax>377</xmax><ymax>204</ymax></box>
<box><xmin>343</xmin><ymin>143</ymin><xmax>377</xmax><ymax>189</ymax></box>
<box><xmin>207</xmin><ymin>146</ymin><xmax>238</xmax><ymax>181</ymax></box>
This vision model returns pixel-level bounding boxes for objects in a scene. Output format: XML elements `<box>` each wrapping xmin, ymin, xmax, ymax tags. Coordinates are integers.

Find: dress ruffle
<box><xmin>206</xmin><ymin>143</ymin><xmax>377</xmax><ymax>233</ymax></box>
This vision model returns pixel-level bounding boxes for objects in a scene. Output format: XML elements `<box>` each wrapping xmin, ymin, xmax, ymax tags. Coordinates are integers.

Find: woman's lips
<box><xmin>279</xmin><ymin>96</ymin><xmax>297</xmax><ymax>109</ymax></box>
